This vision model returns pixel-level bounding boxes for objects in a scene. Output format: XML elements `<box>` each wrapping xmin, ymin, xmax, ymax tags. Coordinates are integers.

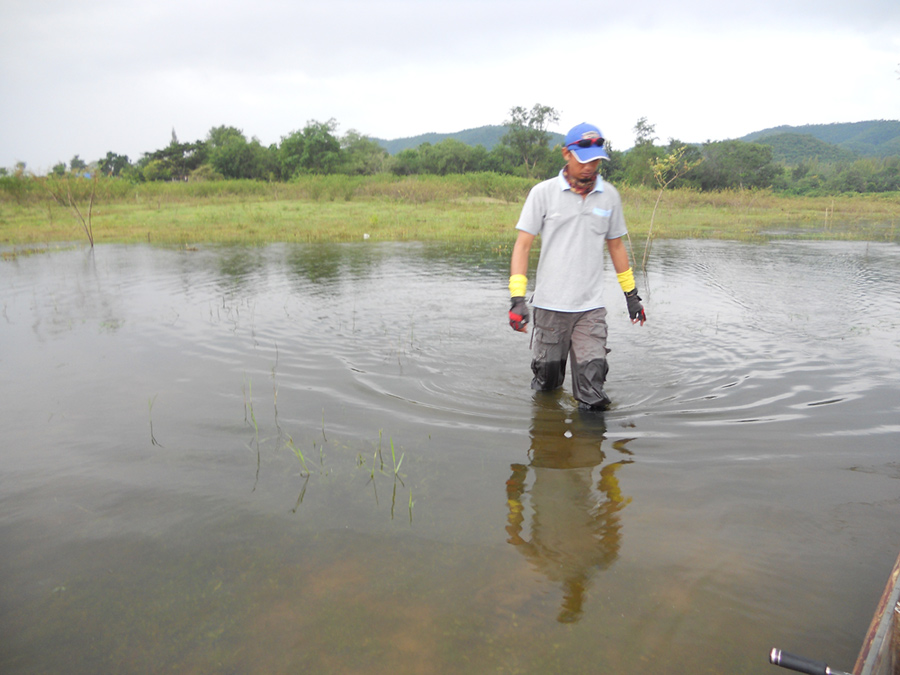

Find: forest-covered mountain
<box><xmin>740</xmin><ymin>120</ymin><xmax>900</xmax><ymax>159</ymax></box>
<box><xmin>374</xmin><ymin>125</ymin><xmax>566</xmax><ymax>154</ymax></box>
<box><xmin>375</xmin><ymin>120</ymin><xmax>900</xmax><ymax>163</ymax></box>
<box><xmin>746</xmin><ymin>132</ymin><xmax>859</xmax><ymax>164</ymax></box>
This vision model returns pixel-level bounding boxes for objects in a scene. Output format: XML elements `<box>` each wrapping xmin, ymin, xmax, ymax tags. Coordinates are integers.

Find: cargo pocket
<box><xmin>531</xmin><ymin>323</ymin><xmax>567</xmax><ymax>391</ymax></box>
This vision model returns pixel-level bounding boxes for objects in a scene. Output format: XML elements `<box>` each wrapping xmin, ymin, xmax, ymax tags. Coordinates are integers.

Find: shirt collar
<box><xmin>556</xmin><ymin>168</ymin><xmax>605</xmax><ymax>194</ymax></box>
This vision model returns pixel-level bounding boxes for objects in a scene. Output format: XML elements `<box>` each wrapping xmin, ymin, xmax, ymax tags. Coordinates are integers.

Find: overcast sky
<box><xmin>2</xmin><ymin>0</ymin><xmax>898</xmax><ymax>172</ymax></box>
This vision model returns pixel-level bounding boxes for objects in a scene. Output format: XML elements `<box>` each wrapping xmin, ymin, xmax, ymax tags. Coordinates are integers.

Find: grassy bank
<box><xmin>1</xmin><ymin>174</ymin><xmax>898</xmax><ymax>248</ymax></box>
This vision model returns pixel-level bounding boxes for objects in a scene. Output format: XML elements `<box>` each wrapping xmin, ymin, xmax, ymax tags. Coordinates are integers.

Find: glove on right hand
<box><xmin>509</xmin><ymin>297</ymin><xmax>529</xmax><ymax>332</ymax></box>
<box><xmin>625</xmin><ymin>289</ymin><xmax>646</xmax><ymax>325</ymax></box>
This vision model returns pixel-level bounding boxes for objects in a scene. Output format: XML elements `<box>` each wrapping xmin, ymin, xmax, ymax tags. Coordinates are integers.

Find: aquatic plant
<box><xmin>390</xmin><ymin>438</ymin><xmax>404</xmax><ymax>478</ymax></box>
<box><xmin>291</xmin><ymin>475</ymin><xmax>310</xmax><ymax>513</ymax></box>
<box><xmin>285</xmin><ymin>435</ymin><xmax>310</xmax><ymax>475</ymax></box>
<box><xmin>242</xmin><ymin>378</ymin><xmax>259</xmax><ymax>444</ymax></box>
<box><xmin>148</xmin><ymin>394</ymin><xmax>162</xmax><ymax>447</ymax></box>
<box><xmin>243</xmin><ymin>377</ymin><xmax>262</xmax><ymax>491</ymax></box>
<box><xmin>271</xmin><ymin>422</ymin><xmax>414</xmax><ymax>522</ymax></box>
<box><xmin>376</xmin><ymin>429</ymin><xmax>385</xmax><ymax>472</ymax></box>
<box><xmin>271</xmin><ymin>342</ymin><xmax>280</xmax><ymax>433</ymax></box>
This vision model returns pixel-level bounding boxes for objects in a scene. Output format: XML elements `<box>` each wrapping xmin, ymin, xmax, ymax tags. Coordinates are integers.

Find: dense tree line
<box><xmin>4</xmin><ymin>107</ymin><xmax>899</xmax><ymax>195</ymax></box>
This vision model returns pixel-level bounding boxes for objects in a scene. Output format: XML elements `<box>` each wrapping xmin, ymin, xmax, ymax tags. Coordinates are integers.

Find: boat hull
<box><xmin>854</xmin><ymin>549</ymin><xmax>900</xmax><ymax>675</ymax></box>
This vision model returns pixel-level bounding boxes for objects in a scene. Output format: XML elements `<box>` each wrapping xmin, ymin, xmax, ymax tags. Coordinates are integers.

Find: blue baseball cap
<box><xmin>565</xmin><ymin>123</ymin><xmax>609</xmax><ymax>162</ymax></box>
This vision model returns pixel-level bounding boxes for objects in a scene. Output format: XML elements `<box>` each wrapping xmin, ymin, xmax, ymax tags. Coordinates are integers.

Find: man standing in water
<box><xmin>508</xmin><ymin>122</ymin><xmax>646</xmax><ymax>410</ymax></box>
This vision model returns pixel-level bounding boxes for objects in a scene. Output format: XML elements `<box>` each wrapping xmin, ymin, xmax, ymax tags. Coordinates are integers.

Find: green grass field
<box><xmin>2</xmin><ymin>174</ymin><xmax>898</xmax><ymax>251</ymax></box>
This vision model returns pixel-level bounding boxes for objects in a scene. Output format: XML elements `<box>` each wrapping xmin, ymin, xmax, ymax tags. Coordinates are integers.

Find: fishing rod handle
<box><xmin>769</xmin><ymin>648</ymin><xmax>852</xmax><ymax>675</ymax></box>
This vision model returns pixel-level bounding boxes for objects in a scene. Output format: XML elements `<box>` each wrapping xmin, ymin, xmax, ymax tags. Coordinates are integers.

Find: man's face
<box><xmin>562</xmin><ymin>148</ymin><xmax>602</xmax><ymax>183</ymax></box>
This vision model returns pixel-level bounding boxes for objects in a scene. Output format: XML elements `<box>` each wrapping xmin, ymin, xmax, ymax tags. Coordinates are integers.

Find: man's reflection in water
<box><xmin>506</xmin><ymin>392</ymin><xmax>633</xmax><ymax>623</ymax></box>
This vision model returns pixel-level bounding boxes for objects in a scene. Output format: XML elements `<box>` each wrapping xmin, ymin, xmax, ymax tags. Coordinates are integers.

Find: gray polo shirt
<box><xmin>516</xmin><ymin>171</ymin><xmax>628</xmax><ymax>312</ymax></box>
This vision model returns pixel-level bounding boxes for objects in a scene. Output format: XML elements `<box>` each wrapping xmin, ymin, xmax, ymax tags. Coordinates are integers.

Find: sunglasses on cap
<box><xmin>567</xmin><ymin>137</ymin><xmax>605</xmax><ymax>149</ymax></box>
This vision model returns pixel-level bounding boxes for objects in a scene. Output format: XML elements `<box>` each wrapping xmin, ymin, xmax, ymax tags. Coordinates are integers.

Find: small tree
<box><xmin>500</xmin><ymin>104</ymin><xmax>559</xmax><ymax>178</ymax></box>
<box><xmin>143</xmin><ymin>138</ymin><xmax>206</xmax><ymax>181</ymax></box>
<box><xmin>641</xmin><ymin>145</ymin><xmax>702</xmax><ymax>271</ymax></box>
<box><xmin>207</xmin><ymin>125</ymin><xmax>246</xmax><ymax>149</ymax></box>
<box><xmin>633</xmin><ymin>117</ymin><xmax>656</xmax><ymax>146</ymax></box>
<box><xmin>41</xmin><ymin>174</ymin><xmax>97</xmax><ymax>247</ymax></box>
<box><xmin>210</xmin><ymin>136</ymin><xmax>253</xmax><ymax>179</ymax></box>
<box><xmin>300</xmin><ymin>119</ymin><xmax>341</xmax><ymax>174</ymax></box>
<box><xmin>391</xmin><ymin>147</ymin><xmax>421</xmax><ymax>176</ymax></box>
<box><xmin>142</xmin><ymin>160</ymin><xmax>170</xmax><ymax>182</ymax></box>
<box><xmin>339</xmin><ymin>130</ymin><xmax>390</xmax><ymax>175</ymax></box>
<box><xmin>279</xmin><ymin>119</ymin><xmax>341</xmax><ymax>177</ymax></box>
<box><xmin>98</xmin><ymin>152</ymin><xmax>131</xmax><ymax>177</ymax></box>
<box><xmin>419</xmin><ymin>138</ymin><xmax>479</xmax><ymax>175</ymax></box>
<box><xmin>278</xmin><ymin>129</ymin><xmax>305</xmax><ymax>179</ymax></box>
<box><xmin>693</xmin><ymin>140</ymin><xmax>780</xmax><ymax>190</ymax></box>
<box><xmin>623</xmin><ymin>117</ymin><xmax>663</xmax><ymax>186</ymax></box>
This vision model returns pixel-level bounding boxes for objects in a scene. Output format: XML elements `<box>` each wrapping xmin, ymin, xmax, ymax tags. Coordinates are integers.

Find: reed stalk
<box><xmin>148</xmin><ymin>395</ymin><xmax>162</xmax><ymax>447</ymax></box>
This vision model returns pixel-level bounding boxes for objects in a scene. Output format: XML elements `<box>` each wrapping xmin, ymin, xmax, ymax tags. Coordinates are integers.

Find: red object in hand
<box><xmin>625</xmin><ymin>289</ymin><xmax>646</xmax><ymax>325</ymax></box>
<box><xmin>509</xmin><ymin>297</ymin><xmax>529</xmax><ymax>332</ymax></box>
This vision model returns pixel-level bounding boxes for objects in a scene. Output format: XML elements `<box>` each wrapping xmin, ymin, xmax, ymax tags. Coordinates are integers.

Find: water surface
<box><xmin>2</xmin><ymin>240</ymin><xmax>899</xmax><ymax>674</ymax></box>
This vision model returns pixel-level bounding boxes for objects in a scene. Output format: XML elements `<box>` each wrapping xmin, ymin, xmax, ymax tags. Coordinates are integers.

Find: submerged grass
<box><xmin>148</xmin><ymin>395</ymin><xmax>162</xmax><ymax>447</ymax></box>
<box><xmin>1</xmin><ymin>175</ymin><xmax>897</xmax><ymax>247</ymax></box>
<box><xmin>239</xmin><ymin>375</ymin><xmax>413</xmax><ymax>521</ymax></box>
<box><xmin>285</xmin><ymin>435</ymin><xmax>310</xmax><ymax>476</ymax></box>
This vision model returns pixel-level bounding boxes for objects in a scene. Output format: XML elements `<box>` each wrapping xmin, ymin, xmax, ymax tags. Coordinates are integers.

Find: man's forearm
<box><xmin>510</xmin><ymin>232</ymin><xmax>534</xmax><ymax>277</ymax></box>
<box><xmin>607</xmin><ymin>236</ymin><xmax>631</xmax><ymax>274</ymax></box>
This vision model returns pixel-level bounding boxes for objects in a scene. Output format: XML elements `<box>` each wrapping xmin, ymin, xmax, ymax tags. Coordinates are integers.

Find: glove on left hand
<box><xmin>509</xmin><ymin>297</ymin><xmax>529</xmax><ymax>332</ymax></box>
<box><xmin>625</xmin><ymin>289</ymin><xmax>646</xmax><ymax>325</ymax></box>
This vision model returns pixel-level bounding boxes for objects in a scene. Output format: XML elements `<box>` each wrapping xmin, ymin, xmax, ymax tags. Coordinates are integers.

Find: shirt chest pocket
<box><xmin>587</xmin><ymin>207</ymin><xmax>612</xmax><ymax>236</ymax></box>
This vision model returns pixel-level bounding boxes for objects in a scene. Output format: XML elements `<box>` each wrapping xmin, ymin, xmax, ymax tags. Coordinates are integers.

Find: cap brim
<box><xmin>571</xmin><ymin>146</ymin><xmax>609</xmax><ymax>163</ymax></box>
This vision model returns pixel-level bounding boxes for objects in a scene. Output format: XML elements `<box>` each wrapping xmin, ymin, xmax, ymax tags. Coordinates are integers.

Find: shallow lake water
<box><xmin>1</xmin><ymin>239</ymin><xmax>899</xmax><ymax>674</ymax></box>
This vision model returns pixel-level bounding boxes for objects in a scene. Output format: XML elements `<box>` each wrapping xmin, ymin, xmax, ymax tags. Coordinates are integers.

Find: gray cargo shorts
<box><xmin>530</xmin><ymin>307</ymin><xmax>611</xmax><ymax>409</ymax></box>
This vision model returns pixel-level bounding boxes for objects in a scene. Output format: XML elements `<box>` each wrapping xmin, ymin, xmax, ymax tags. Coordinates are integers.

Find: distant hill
<box><xmin>371</xmin><ymin>120</ymin><xmax>900</xmax><ymax>162</ymax></box>
<box><xmin>750</xmin><ymin>132</ymin><xmax>859</xmax><ymax>164</ymax></box>
<box><xmin>372</xmin><ymin>125</ymin><xmax>566</xmax><ymax>154</ymax></box>
<box><xmin>740</xmin><ymin>120</ymin><xmax>900</xmax><ymax>159</ymax></box>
